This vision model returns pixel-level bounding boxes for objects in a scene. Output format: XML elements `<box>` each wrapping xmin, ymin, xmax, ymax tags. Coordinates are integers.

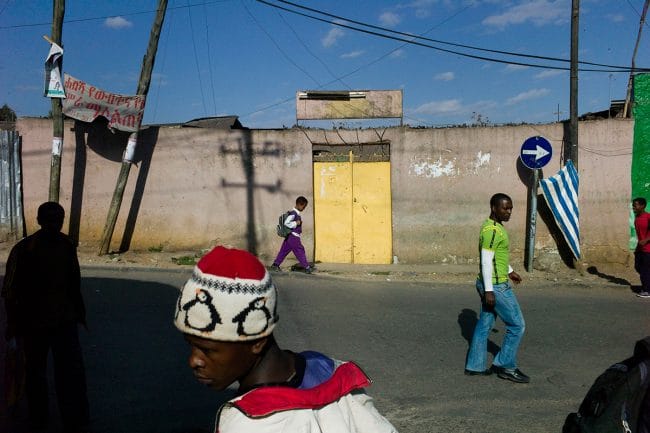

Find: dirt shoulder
<box><xmin>0</xmin><ymin>241</ymin><xmax>641</xmax><ymax>287</ymax></box>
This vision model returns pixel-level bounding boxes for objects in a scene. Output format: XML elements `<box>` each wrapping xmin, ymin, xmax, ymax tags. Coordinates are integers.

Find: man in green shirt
<box><xmin>464</xmin><ymin>193</ymin><xmax>529</xmax><ymax>383</ymax></box>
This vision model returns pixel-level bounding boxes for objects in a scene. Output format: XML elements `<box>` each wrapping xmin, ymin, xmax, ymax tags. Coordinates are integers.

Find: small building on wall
<box><xmin>10</xmin><ymin>116</ymin><xmax>634</xmax><ymax>267</ymax></box>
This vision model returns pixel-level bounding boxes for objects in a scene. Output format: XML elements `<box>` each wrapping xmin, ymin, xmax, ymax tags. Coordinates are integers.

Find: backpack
<box><xmin>276</xmin><ymin>211</ymin><xmax>292</xmax><ymax>238</ymax></box>
<box><xmin>562</xmin><ymin>336</ymin><xmax>650</xmax><ymax>433</ymax></box>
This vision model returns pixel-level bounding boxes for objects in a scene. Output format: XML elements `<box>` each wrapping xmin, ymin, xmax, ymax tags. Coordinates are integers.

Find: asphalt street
<box><xmin>1</xmin><ymin>267</ymin><xmax>649</xmax><ymax>433</ymax></box>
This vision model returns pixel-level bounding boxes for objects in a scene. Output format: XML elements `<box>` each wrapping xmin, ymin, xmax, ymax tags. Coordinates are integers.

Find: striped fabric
<box><xmin>540</xmin><ymin>160</ymin><xmax>580</xmax><ymax>259</ymax></box>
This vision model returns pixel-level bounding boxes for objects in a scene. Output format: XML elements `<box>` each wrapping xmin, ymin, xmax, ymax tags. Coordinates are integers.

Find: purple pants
<box><xmin>273</xmin><ymin>235</ymin><xmax>310</xmax><ymax>268</ymax></box>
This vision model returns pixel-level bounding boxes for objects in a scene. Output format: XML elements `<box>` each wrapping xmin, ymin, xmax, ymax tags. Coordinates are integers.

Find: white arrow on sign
<box><xmin>522</xmin><ymin>145</ymin><xmax>550</xmax><ymax>161</ymax></box>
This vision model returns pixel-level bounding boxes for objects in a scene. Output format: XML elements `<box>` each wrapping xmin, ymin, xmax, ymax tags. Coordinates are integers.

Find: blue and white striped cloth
<box><xmin>540</xmin><ymin>160</ymin><xmax>580</xmax><ymax>259</ymax></box>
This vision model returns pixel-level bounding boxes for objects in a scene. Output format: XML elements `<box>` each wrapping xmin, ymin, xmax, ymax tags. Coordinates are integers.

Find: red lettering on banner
<box><xmin>64</xmin><ymin>77</ymin><xmax>86</xmax><ymax>94</ymax></box>
<box><xmin>122</xmin><ymin>114</ymin><xmax>135</xmax><ymax>128</ymax></box>
<box><xmin>110</xmin><ymin>109</ymin><xmax>121</xmax><ymax>126</ymax></box>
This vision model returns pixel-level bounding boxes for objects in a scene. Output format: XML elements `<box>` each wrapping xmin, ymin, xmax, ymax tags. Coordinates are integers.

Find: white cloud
<box><xmin>401</xmin><ymin>0</ymin><xmax>438</xmax><ymax>18</ymax></box>
<box><xmin>411</xmin><ymin>98</ymin><xmax>498</xmax><ymax>117</ymax></box>
<box><xmin>390</xmin><ymin>49</ymin><xmax>406</xmax><ymax>58</ymax></box>
<box><xmin>340</xmin><ymin>50</ymin><xmax>364</xmax><ymax>59</ymax></box>
<box><xmin>505</xmin><ymin>64</ymin><xmax>529</xmax><ymax>72</ymax></box>
<box><xmin>104</xmin><ymin>16</ymin><xmax>133</xmax><ymax>29</ymax></box>
<box><xmin>413</xmin><ymin>99</ymin><xmax>463</xmax><ymax>115</ymax></box>
<box><xmin>606</xmin><ymin>13</ymin><xmax>625</xmax><ymax>23</ymax></box>
<box><xmin>482</xmin><ymin>0</ymin><xmax>565</xmax><ymax>29</ymax></box>
<box><xmin>534</xmin><ymin>69</ymin><xmax>564</xmax><ymax>79</ymax></box>
<box><xmin>434</xmin><ymin>72</ymin><xmax>455</xmax><ymax>81</ymax></box>
<box><xmin>322</xmin><ymin>27</ymin><xmax>344</xmax><ymax>48</ymax></box>
<box><xmin>506</xmin><ymin>88</ymin><xmax>550</xmax><ymax>105</ymax></box>
<box><xmin>379</xmin><ymin>11</ymin><xmax>401</xmax><ymax>27</ymax></box>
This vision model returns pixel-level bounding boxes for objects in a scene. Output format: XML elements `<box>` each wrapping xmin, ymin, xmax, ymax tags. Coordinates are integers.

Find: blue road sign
<box><xmin>520</xmin><ymin>136</ymin><xmax>552</xmax><ymax>169</ymax></box>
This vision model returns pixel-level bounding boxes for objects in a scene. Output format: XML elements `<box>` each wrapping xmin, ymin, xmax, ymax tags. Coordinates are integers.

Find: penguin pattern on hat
<box><xmin>174</xmin><ymin>246</ymin><xmax>279</xmax><ymax>341</ymax></box>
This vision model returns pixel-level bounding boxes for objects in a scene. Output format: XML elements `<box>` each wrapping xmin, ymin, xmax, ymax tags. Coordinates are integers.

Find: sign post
<box><xmin>520</xmin><ymin>136</ymin><xmax>553</xmax><ymax>272</ymax></box>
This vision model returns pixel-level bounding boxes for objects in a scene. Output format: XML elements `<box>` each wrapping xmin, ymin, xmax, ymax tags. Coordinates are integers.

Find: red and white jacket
<box><xmin>214</xmin><ymin>355</ymin><xmax>398</xmax><ymax>433</ymax></box>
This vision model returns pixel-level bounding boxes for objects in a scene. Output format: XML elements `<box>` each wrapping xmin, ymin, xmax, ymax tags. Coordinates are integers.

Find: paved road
<box><xmin>2</xmin><ymin>267</ymin><xmax>649</xmax><ymax>433</ymax></box>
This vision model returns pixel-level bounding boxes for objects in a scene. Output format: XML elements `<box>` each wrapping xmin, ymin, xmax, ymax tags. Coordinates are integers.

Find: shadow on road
<box><xmin>457</xmin><ymin>308</ymin><xmax>500</xmax><ymax>357</ymax></box>
<box><xmin>586</xmin><ymin>266</ymin><xmax>631</xmax><ymax>287</ymax></box>
<box><xmin>1</xmin><ymin>275</ymin><xmax>236</xmax><ymax>433</ymax></box>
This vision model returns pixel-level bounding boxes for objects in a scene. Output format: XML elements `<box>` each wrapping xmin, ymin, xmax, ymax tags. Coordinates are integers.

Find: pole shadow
<box><xmin>70</xmin><ymin>119</ymin><xmax>158</xmax><ymax>253</ymax></box>
<box><xmin>220</xmin><ymin>131</ymin><xmax>283</xmax><ymax>255</ymax></box>
<box><xmin>119</xmin><ymin>126</ymin><xmax>160</xmax><ymax>252</ymax></box>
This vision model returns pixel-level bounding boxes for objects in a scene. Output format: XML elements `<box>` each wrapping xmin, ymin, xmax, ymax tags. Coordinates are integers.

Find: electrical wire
<box><xmin>0</xmin><ymin>0</ymin><xmax>12</xmax><ymax>18</ymax></box>
<box><xmin>240</xmin><ymin>3</ymin><xmax>472</xmax><ymax>122</ymax></box>
<box><xmin>240</xmin><ymin>0</ymin><xmax>322</xmax><ymax>87</ymax></box>
<box><xmin>256</xmin><ymin>0</ymin><xmax>649</xmax><ymax>73</ymax></box>
<box><xmin>0</xmin><ymin>0</ymin><xmax>235</xmax><ymax>29</ymax></box>
<box><xmin>152</xmin><ymin>0</ymin><xmax>174</xmax><ymax>123</ymax></box>
<box><xmin>276</xmin><ymin>0</ymin><xmax>638</xmax><ymax>71</ymax></box>
<box><xmin>276</xmin><ymin>11</ymin><xmax>351</xmax><ymax>90</ymax></box>
<box><xmin>187</xmin><ymin>0</ymin><xmax>209</xmax><ymax>116</ymax></box>
<box><xmin>203</xmin><ymin>0</ymin><xmax>218</xmax><ymax>114</ymax></box>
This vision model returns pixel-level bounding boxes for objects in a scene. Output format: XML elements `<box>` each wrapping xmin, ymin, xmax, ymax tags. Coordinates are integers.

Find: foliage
<box><xmin>471</xmin><ymin>111</ymin><xmax>490</xmax><ymax>126</ymax></box>
<box><xmin>0</xmin><ymin>104</ymin><xmax>16</xmax><ymax>121</ymax></box>
<box><xmin>171</xmin><ymin>255</ymin><xmax>198</xmax><ymax>266</ymax></box>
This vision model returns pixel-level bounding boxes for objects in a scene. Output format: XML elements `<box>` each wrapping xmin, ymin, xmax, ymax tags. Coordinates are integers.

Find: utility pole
<box><xmin>569</xmin><ymin>0</ymin><xmax>579</xmax><ymax>170</ymax></box>
<box><xmin>49</xmin><ymin>0</ymin><xmax>65</xmax><ymax>202</ymax></box>
<box><xmin>623</xmin><ymin>0</ymin><xmax>649</xmax><ymax>118</ymax></box>
<box><xmin>98</xmin><ymin>0</ymin><xmax>167</xmax><ymax>255</ymax></box>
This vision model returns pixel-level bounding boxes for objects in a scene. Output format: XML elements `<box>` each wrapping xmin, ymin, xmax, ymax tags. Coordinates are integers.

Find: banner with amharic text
<box><xmin>62</xmin><ymin>74</ymin><xmax>145</xmax><ymax>132</ymax></box>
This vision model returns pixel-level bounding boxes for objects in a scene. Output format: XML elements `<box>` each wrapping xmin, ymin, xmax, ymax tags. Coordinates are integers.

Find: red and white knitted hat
<box><xmin>174</xmin><ymin>246</ymin><xmax>278</xmax><ymax>341</ymax></box>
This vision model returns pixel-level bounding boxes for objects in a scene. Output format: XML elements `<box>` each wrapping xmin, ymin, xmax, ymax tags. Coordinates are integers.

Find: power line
<box><xmin>240</xmin><ymin>0</ymin><xmax>322</xmax><ymax>87</ymax></box>
<box><xmin>187</xmin><ymin>0</ymin><xmax>209</xmax><ymax>116</ymax></box>
<box><xmin>276</xmin><ymin>11</ymin><xmax>350</xmax><ymax>90</ymax></box>
<box><xmin>203</xmin><ymin>0</ymin><xmax>218</xmax><ymax>114</ymax></box>
<box><xmin>0</xmin><ymin>0</ymin><xmax>234</xmax><ymax>30</ymax></box>
<box><xmin>152</xmin><ymin>0</ymin><xmax>175</xmax><ymax>123</ymax></box>
<box><xmin>256</xmin><ymin>0</ymin><xmax>649</xmax><ymax>73</ymax></box>
<box><xmin>275</xmin><ymin>0</ymin><xmax>635</xmax><ymax>71</ymax></box>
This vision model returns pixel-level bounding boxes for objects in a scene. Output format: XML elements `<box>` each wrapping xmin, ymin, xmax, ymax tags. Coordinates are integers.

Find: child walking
<box><xmin>271</xmin><ymin>196</ymin><xmax>313</xmax><ymax>274</ymax></box>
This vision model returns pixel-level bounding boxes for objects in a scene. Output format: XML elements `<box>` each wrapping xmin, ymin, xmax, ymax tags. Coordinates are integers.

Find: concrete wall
<box><xmin>15</xmin><ymin>117</ymin><xmax>633</xmax><ymax>265</ymax></box>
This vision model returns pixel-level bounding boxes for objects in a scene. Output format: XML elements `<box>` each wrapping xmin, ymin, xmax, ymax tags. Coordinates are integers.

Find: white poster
<box><xmin>44</xmin><ymin>42</ymin><xmax>65</xmax><ymax>98</ymax></box>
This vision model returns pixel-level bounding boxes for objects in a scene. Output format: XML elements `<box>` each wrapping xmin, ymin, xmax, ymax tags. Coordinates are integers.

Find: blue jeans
<box><xmin>465</xmin><ymin>280</ymin><xmax>526</xmax><ymax>371</ymax></box>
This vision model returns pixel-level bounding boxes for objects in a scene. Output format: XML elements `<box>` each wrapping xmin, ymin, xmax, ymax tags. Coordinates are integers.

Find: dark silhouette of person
<box><xmin>2</xmin><ymin>202</ymin><xmax>90</xmax><ymax>433</ymax></box>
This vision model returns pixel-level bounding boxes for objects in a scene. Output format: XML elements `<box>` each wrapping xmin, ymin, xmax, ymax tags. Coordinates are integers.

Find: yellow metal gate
<box><xmin>313</xmin><ymin>146</ymin><xmax>392</xmax><ymax>264</ymax></box>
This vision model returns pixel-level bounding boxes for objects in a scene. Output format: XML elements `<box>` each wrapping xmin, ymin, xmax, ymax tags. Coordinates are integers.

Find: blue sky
<box><xmin>1</xmin><ymin>0</ymin><xmax>649</xmax><ymax>128</ymax></box>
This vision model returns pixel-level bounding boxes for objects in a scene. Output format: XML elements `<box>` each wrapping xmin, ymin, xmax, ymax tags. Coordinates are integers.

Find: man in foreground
<box><xmin>2</xmin><ymin>202</ymin><xmax>90</xmax><ymax>433</ymax></box>
<box><xmin>174</xmin><ymin>245</ymin><xmax>397</xmax><ymax>432</ymax></box>
<box><xmin>464</xmin><ymin>193</ymin><xmax>529</xmax><ymax>383</ymax></box>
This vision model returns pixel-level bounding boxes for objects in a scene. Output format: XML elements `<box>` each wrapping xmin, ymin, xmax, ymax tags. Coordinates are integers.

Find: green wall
<box><xmin>631</xmin><ymin>73</ymin><xmax>650</xmax><ymax>249</ymax></box>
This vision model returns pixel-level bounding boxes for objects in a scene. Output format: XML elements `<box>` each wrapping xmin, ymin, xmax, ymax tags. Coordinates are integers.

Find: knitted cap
<box><xmin>174</xmin><ymin>246</ymin><xmax>278</xmax><ymax>341</ymax></box>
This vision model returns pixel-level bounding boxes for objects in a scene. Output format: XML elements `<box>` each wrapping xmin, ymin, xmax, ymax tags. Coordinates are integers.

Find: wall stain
<box><xmin>409</xmin><ymin>157</ymin><xmax>457</xmax><ymax>178</ymax></box>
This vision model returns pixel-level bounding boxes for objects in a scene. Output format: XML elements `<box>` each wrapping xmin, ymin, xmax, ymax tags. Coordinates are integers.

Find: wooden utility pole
<box><xmin>98</xmin><ymin>0</ymin><xmax>167</xmax><ymax>255</ymax></box>
<box><xmin>49</xmin><ymin>0</ymin><xmax>65</xmax><ymax>202</ymax></box>
<box><xmin>569</xmin><ymin>0</ymin><xmax>579</xmax><ymax>170</ymax></box>
<box><xmin>623</xmin><ymin>0</ymin><xmax>649</xmax><ymax>118</ymax></box>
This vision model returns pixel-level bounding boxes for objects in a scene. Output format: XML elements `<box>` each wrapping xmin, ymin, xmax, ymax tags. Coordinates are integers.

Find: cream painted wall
<box><xmin>15</xmin><ymin>117</ymin><xmax>633</xmax><ymax>265</ymax></box>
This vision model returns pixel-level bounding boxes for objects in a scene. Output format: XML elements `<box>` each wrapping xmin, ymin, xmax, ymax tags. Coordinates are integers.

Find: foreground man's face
<box><xmin>184</xmin><ymin>334</ymin><xmax>258</xmax><ymax>391</ymax></box>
